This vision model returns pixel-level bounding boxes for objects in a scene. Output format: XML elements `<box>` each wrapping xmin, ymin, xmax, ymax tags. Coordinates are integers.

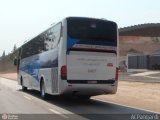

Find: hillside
<box><xmin>119</xmin><ymin>23</ymin><xmax>160</xmax><ymax>37</ymax></box>
<box><xmin>119</xmin><ymin>23</ymin><xmax>160</xmax><ymax>56</ymax></box>
<box><xmin>119</xmin><ymin>36</ymin><xmax>160</xmax><ymax>56</ymax></box>
<box><xmin>0</xmin><ymin>53</ymin><xmax>17</xmax><ymax>73</ymax></box>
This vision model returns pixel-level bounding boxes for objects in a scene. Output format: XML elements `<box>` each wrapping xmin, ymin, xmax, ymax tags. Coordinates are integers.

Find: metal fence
<box><xmin>128</xmin><ymin>55</ymin><xmax>148</xmax><ymax>69</ymax></box>
<box><xmin>127</xmin><ymin>54</ymin><xmax>160</xmax><ymax>70</ymax></box>
<box><xmin>149</xmin><ymin>55</ymin><xmax>160</xmax><ymax>70</ymax></box>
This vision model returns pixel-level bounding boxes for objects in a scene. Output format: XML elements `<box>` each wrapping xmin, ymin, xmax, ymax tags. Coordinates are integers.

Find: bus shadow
<box><xmin>18</xmin><ymin>89</ymin><xmax>149</xmax><ymax>120</ymax></box>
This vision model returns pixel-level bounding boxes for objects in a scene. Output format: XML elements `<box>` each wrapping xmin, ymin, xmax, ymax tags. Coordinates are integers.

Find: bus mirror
<box><xmin>14</xmin><ymin>59</ymin><xmax>17</xmax><ymax>66</ymax></box>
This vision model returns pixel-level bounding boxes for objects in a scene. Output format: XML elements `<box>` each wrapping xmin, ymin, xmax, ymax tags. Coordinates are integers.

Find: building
<box><xmin>149</xmin><ymin>49</ymin><xmax>160</xmax><ymax>70</ymax></box>
<box><xmin>119</xmin><ymin>23</ymin><xmax>160</xmax><ymax>72</ymax></box>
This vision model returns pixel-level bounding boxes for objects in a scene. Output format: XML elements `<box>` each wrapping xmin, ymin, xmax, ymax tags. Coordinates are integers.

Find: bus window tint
<box><xmin>21</xmin><ymin>23</ymin><xmax>61</xmax><ymax>59</ymax></box>
<box><xmin>67</xmin><ymin>18</ymin><xmax>117</xmax><ymax>46</ymax></box>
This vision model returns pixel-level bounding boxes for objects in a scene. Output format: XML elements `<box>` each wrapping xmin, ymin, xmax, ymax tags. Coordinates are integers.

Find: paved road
<box><xmin>0</xmin><ymin>78</ymin><xmax>159</xmax><ymax>120</ymax></box>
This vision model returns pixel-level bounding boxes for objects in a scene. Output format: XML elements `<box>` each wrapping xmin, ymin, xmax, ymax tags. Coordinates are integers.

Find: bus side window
<box><xmin>44</xmin><ymin>23</ymin><xmax>62</xmax><ymax>51</ymax></box>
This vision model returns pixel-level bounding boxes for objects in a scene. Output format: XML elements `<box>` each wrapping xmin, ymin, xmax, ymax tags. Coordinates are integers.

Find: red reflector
<box><xmin>115</xmin><ymin>67</ymin><xmax>118</xmax><ymax>81</ymax></box>
<box><xmin>61</xmin><ymin>73</ymin><xmax>67</xmax><ymax>79</ymax></box>
<box><xmin>61</xmin><ymin>65</ymin><xmax>67</xmax><ymax>80</ymax></box>
<box><xmin>107</xmin><ymin>63</ymin><xmax>113</xmax><ymax>67</ymax></box>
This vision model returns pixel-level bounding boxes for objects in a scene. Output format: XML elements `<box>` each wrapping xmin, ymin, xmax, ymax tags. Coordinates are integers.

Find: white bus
<box><xmin>15</xmin><ymin>17</ymin><xmax>118</xmax><ymax>99</ymax></box>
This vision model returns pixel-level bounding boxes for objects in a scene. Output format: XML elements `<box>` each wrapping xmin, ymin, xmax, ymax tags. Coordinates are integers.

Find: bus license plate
<box><xmin>88</xmin><ymin>81</ymin><xmax>97</xmax><ymax>84</ymax></box>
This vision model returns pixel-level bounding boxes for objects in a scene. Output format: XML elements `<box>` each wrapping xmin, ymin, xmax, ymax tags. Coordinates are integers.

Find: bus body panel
<box><xmin>57</xmin><ymin>19</ymin><xmax>68</xmax><ymax>94</ymax></box>
<box><xmin>67</xmin><ymin>51</ymin><xmax>117</xmax><ymax>81</ymax></box>
<box><xmin>39</xmin><ymin>68</ymin><xmax>59</xmax><ymax>94</ymax></box>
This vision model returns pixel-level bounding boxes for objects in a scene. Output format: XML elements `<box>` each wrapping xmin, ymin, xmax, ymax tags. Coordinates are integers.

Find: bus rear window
<box><xmin>67</xmin><ymin>18</ymin><xmax>117</xmax><ymax>46</ymax></box>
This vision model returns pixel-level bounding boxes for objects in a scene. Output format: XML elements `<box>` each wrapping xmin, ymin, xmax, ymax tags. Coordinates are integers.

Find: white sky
<box><xmin>0</xmin><ymin>0</ymin><xmax>160</xmax><ymax>55</ymax></box>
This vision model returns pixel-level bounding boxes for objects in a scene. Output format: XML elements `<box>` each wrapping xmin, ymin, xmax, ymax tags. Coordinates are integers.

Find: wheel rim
<box><xmin>22</xmin><ymin>80</ymin><xmax>25</xmax><ymax>89</ymax></box>
<box><xmin>41</xmin><ymin>83</ymin><xmax>45</xmax><ymax>97</ymax></box>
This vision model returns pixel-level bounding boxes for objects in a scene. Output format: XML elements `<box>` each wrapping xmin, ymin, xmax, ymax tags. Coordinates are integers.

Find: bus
<box><xmin>15</xmin><ymin>17</ymin><xmax>119</xmax><ymax>99</ymax></box>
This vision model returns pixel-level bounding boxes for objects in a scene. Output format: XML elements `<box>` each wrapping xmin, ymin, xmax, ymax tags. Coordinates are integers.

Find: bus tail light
<box><xmin>61</xmin><ymin>65</ymin><xmax>67</xmax><ymax>80</ymax></box>
<box><xmin>115</xmin><ymin>67</ymin><xmax>118</xmax><ymax>81</ymax></box>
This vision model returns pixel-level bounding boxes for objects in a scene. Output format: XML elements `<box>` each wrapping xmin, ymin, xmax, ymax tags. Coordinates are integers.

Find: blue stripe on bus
<box><xmin>67</xmin><ymin>35</ymin><xmax>80</xmax><ymax>49</ymax></box>
<box><xmin>20</xmin><ymin>49</ymin><xmax>58</xmax><ymax>82</ymax></box>
<box><xmin>20</xmin><ymin>59</ymin><xmax>41</xmax><ymax>81</ymax></box>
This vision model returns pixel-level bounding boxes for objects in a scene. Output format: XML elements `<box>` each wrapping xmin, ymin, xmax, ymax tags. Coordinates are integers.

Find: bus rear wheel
<box><xmin>40</xmin><ymin>80</ymin><xmax>47</xmax><ymax>99</ymax></box>
<box><xmin>79</xmin><ymin>96</ymin><xmax>91</xmax><ymax>100</ymax></box>
<box><xmin>21</xmin><ymin>78</ymin><xmax>27</xmax><ymax>91</ymax></box>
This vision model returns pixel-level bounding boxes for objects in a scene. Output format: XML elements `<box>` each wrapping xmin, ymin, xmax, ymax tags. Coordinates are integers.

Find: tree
<box><xmin>12</xmin><ymin>44</ymin><xmax>17</xmax><ymax>53</ymax></box>
<box><xmin>2</xmin><ymin>51</ymin><xmax>5</xmax><ymax>58</ymax></box>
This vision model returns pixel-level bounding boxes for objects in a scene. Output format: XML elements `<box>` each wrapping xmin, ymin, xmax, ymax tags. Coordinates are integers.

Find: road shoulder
<box><xmin>0</xmin><ymin>73</ymin><xmax>17</xmax><ymax>80</ymax></box>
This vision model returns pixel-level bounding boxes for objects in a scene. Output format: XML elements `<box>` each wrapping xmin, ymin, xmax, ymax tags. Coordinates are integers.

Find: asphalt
<box><xmin>0</xmin><ymin>77</ymin><xmax>159</xmax><ymax>120</ymax></box>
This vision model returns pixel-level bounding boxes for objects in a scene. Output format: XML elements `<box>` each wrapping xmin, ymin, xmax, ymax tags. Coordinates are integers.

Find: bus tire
<box><xmin>21</xmin><ymin>77</ymin><xmax>27</xmax><ymax>91</ymax></box>
<box><xmin>80</xmin><ymin>96</ymin><xmax>91</xmax><ymax>100</ymax></box>
<box><xmin>40</xmin><ymin>80</ymin><xmax>47</xmax><ymax>99</ymax></box>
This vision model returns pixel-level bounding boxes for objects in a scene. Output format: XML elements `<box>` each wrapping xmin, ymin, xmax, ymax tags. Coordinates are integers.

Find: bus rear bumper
<box><xmin>61</xmin><ymin>81</ymin><xmax>118</xmax><ymax>96</ymax></box>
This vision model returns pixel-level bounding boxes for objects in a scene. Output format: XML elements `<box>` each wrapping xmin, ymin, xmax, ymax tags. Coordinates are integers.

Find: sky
<box><xmin>0</xmin><ymin>0</ymin><xmax>160</xmax><ymax>55</ymax></box>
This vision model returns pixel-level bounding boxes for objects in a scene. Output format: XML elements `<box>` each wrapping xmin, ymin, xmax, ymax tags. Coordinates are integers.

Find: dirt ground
<box><xmin>0</xmin><ymin>73</ymin><xmax>17</xmax><ymax>80</ymax></box>
<box><xmin>0</xmin><ymin>73</ymin><xmax>160</xmax><ymax>113</ymax></box>
<box><xmin>94</xmin><ymin>81</ymin><xmax>160</xmax><ymax>113</ymax></box>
